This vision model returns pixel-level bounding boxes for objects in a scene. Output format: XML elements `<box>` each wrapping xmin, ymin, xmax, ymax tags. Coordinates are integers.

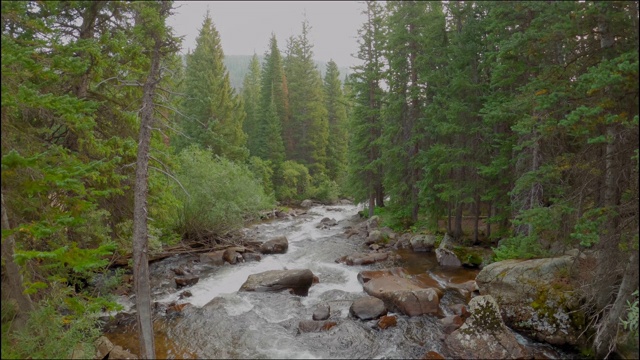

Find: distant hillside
<box><xmin>223</xmin><ymin>55</ymin><xmax>351</xmax><ymax>91</ymax></box>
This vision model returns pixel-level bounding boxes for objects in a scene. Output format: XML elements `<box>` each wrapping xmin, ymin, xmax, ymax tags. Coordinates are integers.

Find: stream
<box><xmin>103</xmin><ymin>203</ymin><xmax>579</xmax><ymax>359</ymax></box>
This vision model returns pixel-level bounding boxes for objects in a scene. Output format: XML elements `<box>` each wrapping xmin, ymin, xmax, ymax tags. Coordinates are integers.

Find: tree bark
<box><xmin>132</xmin><ymin>3</ymin><xmax>172</xmax><ymax>358</ymax></box>
<box><xmin>594</xmin><ymin>251</ymin><xmax>639</xmax><ymax>359</ymax></box>
<box><xmin>1</xmin><ymin>191</ymin><xmax>34</xmax><ymax>328</ymax></box>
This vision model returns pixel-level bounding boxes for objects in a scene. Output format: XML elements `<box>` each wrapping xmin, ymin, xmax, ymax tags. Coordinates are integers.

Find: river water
<box><xmin>103</xmin><ymin>203</ymin><xmax>578</xmax><ymax>359</ymax></box>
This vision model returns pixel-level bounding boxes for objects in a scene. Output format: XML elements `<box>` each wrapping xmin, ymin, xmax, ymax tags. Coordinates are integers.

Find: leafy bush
<box><xmin>309</xmin><ymin>173</ymin><xmax>340</xmax><ymax>203</ymax></box>
<box><xmin>1</xmin><ymin>285</ymin><xmax>103</xmax><ymax>359</ymax></box>
<box><xmin>621</xmin><ymin>289</ymin><xmax>639</xmax><ymax>337</ymax></box>
<box><xmin>247</xmin><ymin>156</ymin><xmax>274</xmax><ymax>195</ymax></box>
<box><xmin>493</xmin><ymin>234</ymin><xmax>548</xmax><ymax>261</ymax></box>
<box><xmin>276</xmin><ymin>160</ymin><xmax>311</xmax><ymax>203</ymax></box>
<box><xmin>175</xmin><ymin>146</ymin><xmax>274</xmax><ymax>238</ymax></box>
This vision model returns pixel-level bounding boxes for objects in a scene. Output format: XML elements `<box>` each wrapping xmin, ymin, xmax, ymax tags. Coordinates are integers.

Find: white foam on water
<box><xmin>156</xmin><ymin>204</ymin><xmax>362</xmax><ymax>308</ymax></box>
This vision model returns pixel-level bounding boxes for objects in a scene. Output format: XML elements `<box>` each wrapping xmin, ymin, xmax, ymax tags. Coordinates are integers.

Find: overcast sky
<box><xmin>167</xmin><ymin>1</ymin><xmax>366</xmax><ymax>69</ymax></box>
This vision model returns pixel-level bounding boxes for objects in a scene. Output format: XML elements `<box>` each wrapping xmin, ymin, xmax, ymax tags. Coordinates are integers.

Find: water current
<box><xmin>103</xmin><ymin>203</ymin><xmax>579</xmax><ymax>359</ymax></box>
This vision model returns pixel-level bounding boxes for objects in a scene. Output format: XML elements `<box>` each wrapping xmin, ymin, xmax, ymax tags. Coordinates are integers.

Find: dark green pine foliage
<box><xmin>179</xmin><ymin>12</ymin><xmax>248</xmax><ymax>161</ymax></box>
<box><xmin>284</xmin><ymin>20</ymin><xmax>329</xmax><ymax>176</ymax></box>
<box><xmin>382</xmin><ymin>1</ymin><xmax>447</xmax><ymax>225</ymax></box>
<box><xmin>242</xmin><ymin>54</ymin><xmax>262</xmax><ymax>157</ymax></box>
<box><xmin>347</xmin><ymin>0</ymin><xmax>387</xmax><ymax>217</ymax></box>
<box><xmin>256</xmin><ymin>34</ymin><xmax>288</xmax><ymax>166</ymax></box>
<box><xmin>260</xmin><ymin>94</ymin><xmax>286</xmax><ymax>166</ymax></box>
<box><xmin>323</xmin><ymin>60</ymin><xmax>349</xmax><ymax>187</ymax></box>
<box><xmin>427</xmin><ymin>1</ymin><xmax>491</xmax><ymax>239</ymax></box>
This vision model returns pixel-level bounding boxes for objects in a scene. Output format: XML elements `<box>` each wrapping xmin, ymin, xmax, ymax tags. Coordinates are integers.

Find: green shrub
<box><xmin>492</xmin><ymin>234</ymin><xmax>548</xmax><ymax>261</ymax></box>
<box><xmin>1</xmin><ymin>286</ymin><xmax>103</xmax><ymax>359</ymax></box>
<box><xmin>621</xmin><ymin>290</ymin><xmax>639</xmax><ymax>337</ymax></box>
<box><xmin>309</xmin><ymin>173</ymin><xmax>340</xmax><ymax>203</ymax></box>
<box><xmin>175</xmin><ymin>146</ymin><xmax>274</xmax><ymax>238</ymax></box>
<box><xmin>247</xmin><ymin>156</ymin><xmax>274</xmax><ymax>195</ymax></box>
<box><xmin>276</xmin><ymin>160</ymin><xmax>311</xmax><ymax>203</ymax></box>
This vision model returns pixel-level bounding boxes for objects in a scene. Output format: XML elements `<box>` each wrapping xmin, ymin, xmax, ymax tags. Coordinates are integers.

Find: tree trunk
<box><xmin>447</xmin><ymin>201</ymin><xmax>452</xmax><ymax>235</ymax></box>
<box><xmin>486</xmin><ymin>201</ymin><xmax>492</xmax><ymax>240</ymax></box>
<box><xmin>454</xmin><ymin>201</ymin><xmax>463</xmax><ymax>239</ymax></box>
<box><xmin>1</xmin><ymin>191</ymin><xmax>34</xmax><ymax>328</ymax></box>
<box><xmin>473</xmin><ymin>194</ymin><xmax>480</xmax><ymax>243</ymax></box>
<box><xmin>368</xmin><ymin>192</ymin><xmax>375</xmax><ymax>218</ymax></box>
<box><xmin>132</xmin><ymin>3</ymin><xmax>172</xmax><ymax>357</ymax></box>
<box><xmin>594</xmin><ymin>251</ymin><xmax>639</xmax><ymax>359</ymax></box>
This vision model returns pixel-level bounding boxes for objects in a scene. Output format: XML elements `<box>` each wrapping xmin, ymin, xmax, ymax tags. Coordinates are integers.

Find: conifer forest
<box><xmin>1</xmin><ymin>1</ymin><xmax>638</xmax><ymax>359</ymax></box>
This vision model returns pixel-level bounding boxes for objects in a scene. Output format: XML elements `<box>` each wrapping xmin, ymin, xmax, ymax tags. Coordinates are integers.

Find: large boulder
<box><xmin>475</xmin><ymin>255</ymin><xmax>585</xmax><ymax>346</ymax></box>
<box><xmin>445</xmin><ymin>295</ymin><xmax>528</xmax><ymax>359</ymax></box>
<box><xmin>349</xmin><ymin>296</ymin><xmax>387</xmax><ymax>320</ymax></box>
<box><xmin>239</xmin><ymin>269</ymin><xmax>315</xmax><ymax>296</ymax></box>
<box><xmin>363</xmin><ymin>276</ymin><xmax>439</xmax><ymax>316</ymax></box>
<box><xmin>410</xmin><ymin>234</ymin><xmax>437</xmax><ymax>252</ymax></box>
<box><xmin>260</xmin><ymin>236</ymin><xmax>288</xmax><ymax>254</ymax></box>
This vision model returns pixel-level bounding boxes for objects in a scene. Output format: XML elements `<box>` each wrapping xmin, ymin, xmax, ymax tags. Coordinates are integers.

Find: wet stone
<box><xmin>312</xmin><ymin>303</ymin><xmax>330</xmax><ymax>320</ymax></box>
<box><xmin>377</xmin><ymin>315</ymin><xmax>397</xmax><ymax>329</ymax></box>
<box><xmin>175</xmin><ymin>275</ymin><xmax>199</xmax><ymax>288</ymax></box>
<box><xmin>298</xmin><ymin>320</ymin><xmax>338</xmax><ymax>333</ymax></box>
<box><xmin>350</xmin><ymin>296</ymin><xmax>387</xmax><ymax>320</ymax></box>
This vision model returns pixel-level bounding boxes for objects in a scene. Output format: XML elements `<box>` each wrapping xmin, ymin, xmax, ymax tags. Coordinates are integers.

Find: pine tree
<box><xmin>323</xmin><ymin>60</ymin><xmax>348</xmax><ymax>186</ymax></box>
<box><xmin>284</xmin><ymin>20</ymin><xmax>329</xmax><ymax>176</ymax></box>
<box><xmin>242</xmin><ymin>54</ymin><xmax>262</xmax><ymax>157</ymax></box>
<box><xmin>382</xmin><ymin>1</ymin><xmax>447</xmax><ymax>224</ymax></box>
<box><xmin>179</xmin><ymin>11</ymin><xmax>248</xmax><ymax>161</ymax></box>
<box><xmin>347</xmin><ymin>1</ymin><xmax>386</xmax><ymax>216</ymax></box>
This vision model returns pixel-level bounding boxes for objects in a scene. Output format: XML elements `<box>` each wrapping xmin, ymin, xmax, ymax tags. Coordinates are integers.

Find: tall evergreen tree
<box><xmin>242</xmin><ymin>53</ymin><xmax>262</xmax><ymax>157</ymax></box>
<box><xmin>347</xmin><ymin>1</ymin><xmax>387</xmax><ymax>216</ymax></box>
<box><xmin>323</xmin><ymin>60</ymin><xmax>348</xmax><ymax>186</ymax></box>
<box><xmin>179</xmin><ymin>11</ymin><xmax>248</xmax><ymax>161</ymax></box>
<box><xmin>382</xmin><ymin>1</ymin><xmax>447</xmax><ymax>224</ymax></box>
<box><xmin>284</xmin><ymin>20</ymin><xmax>329</xmax><ymax>175</ymax></box>
<box><xmin>256</xmin><ymin>34</ymin><xmax>288</xmax><ymax>165</ymax></box>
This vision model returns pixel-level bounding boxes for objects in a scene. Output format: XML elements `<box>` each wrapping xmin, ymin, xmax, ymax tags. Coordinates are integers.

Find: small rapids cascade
<box><xmin>103</xmin><ymin>203</ymin><xmax>579</xmax><ymax>359</ymax></box>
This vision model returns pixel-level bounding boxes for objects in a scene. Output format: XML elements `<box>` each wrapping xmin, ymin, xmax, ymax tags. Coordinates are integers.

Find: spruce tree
<box><xmin>256</xmin><ymin>34</ymin><xmax>288</xmax><ymax>166</ymax></box>
<box><xmin>323</xmin><ymin>60</ymin><xmax>348</xmax><ymax>186</ymax></box>
<box><xmin>242</xmin><ymin>53</ymin><xmax>262</xmax><ymax>157</ymax></box>
<box><xmin>179</xmin><ymin>11</ymin><xmax>248</xmax><ymax>161</ymax></box>
<box><xmin>346</xmin><ymin>1</ymin><xmax>386</xmax><ymax>216</ymax></box>
<box><xmin>284</xmin><ymin>20</ymin><xmax>329</xmax><ymax>176</ymax></box>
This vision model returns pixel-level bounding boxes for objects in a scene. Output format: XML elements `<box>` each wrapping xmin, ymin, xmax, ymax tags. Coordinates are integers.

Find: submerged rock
<box><xmin>377</xmin><ymin>315</ymin><xmax>397</xmax><ymax>329</ymax></box>
<box><xmin>298</xmin><ymin>319</ymin><xmax>338</xmax><ymax>333</ymax></box>
<box><xmin>336</xmin><ymin>252</ymin><xmax>389</xmax><ymax>266</ymax></box>
<box><xmin>239</xmin><ymin>269</ymin><xmax>315</xmax><ymax>296</ymax></box>
<box><xmin>357</xmin><ymin>268</ymin><xmax>410</xmax><ymax>285</ymax></box>
<box><xmin>312</xmin><ymin>303</ymin><xmax>331</xmax><ymax>321</ymax></box>
<box><xmin>445</xmin><ymin>295</ymin><xmax>527</xmax><ymax>359</ymax></box>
